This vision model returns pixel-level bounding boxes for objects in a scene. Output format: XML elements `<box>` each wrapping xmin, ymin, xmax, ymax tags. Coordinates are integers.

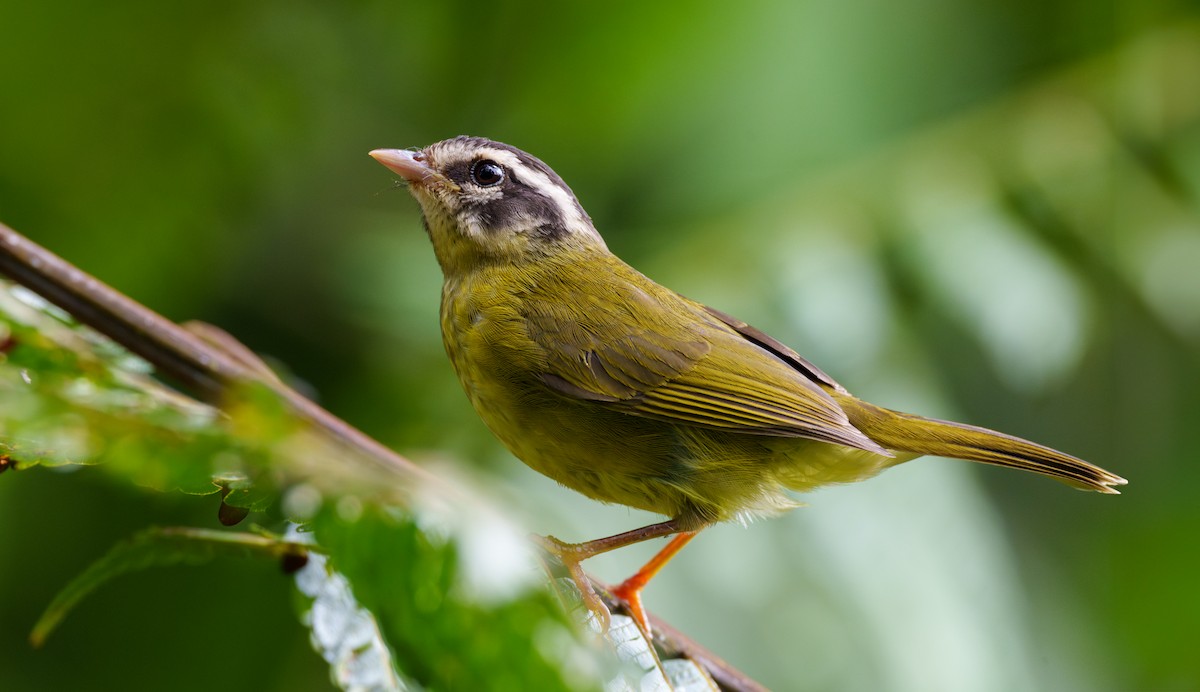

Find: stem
<box><xmin>0</xmin><ymin>221</ymin><xmax>428</xmax><ymax>482</ymax></box>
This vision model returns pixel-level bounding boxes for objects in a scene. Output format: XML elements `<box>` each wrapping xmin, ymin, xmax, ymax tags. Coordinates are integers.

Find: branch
<box><xmin>0</xmin><ymin>220</ymin><xmax>765</xmax><ymax>691</ymax></box>
<box><xmin>0</xmin><ymin>222</ymin><xmax>429</xmax><ymax>484</ymax></box>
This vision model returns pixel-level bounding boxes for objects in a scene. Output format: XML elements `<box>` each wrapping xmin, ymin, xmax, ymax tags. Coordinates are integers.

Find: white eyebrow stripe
<box><xmin>430</xmin><ymin>139</ymin><xmax>607</xmax><ymax>246</ymax></box>
<box><xmin>447</xmin><ymin>147</ymin><xmax>582</xmax><ymax>230</ymax></box>
<box><xmin>491</xmin><ymin>151</ymin><xmax>587</xmax><ymax>230</ymax></box>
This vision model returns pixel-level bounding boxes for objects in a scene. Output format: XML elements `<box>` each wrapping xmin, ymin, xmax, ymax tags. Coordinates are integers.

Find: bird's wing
<box><xmin>700</xmin><ymin>305</ymin><xmax>850</xmax><ymax>394</ymax></box>
<box><xmin>524</xmin><ymin>283</ymin><xmax>886</xmax><ymax>455</ymax></box>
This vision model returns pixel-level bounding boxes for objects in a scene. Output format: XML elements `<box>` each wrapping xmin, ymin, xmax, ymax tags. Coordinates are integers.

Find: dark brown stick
<box><xmin>0</xmin><ymin>220</ymin><xmax>764</xmax><ymax>691</ymax></box>
<box><xmin>0</xmin><ymin>221</ymin><xmax>429</xmax><ymax>482</ymax></box>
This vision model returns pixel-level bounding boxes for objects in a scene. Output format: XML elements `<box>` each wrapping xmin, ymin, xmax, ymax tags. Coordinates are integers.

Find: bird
<box><xmin>369</xmin><ymin>136</ymin><xmax>1126</xmax><ymax>633</ymax></box>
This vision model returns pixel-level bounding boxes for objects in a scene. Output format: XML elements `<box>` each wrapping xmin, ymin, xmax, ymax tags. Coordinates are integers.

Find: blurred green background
<box><xmin>2</xmin><ymin>2</ymin><xmax>1199</xmax><ymax>690</ymax></box>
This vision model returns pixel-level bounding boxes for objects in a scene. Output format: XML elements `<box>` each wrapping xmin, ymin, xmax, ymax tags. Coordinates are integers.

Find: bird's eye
<box><xmin>471</xmin><ymin>159</ymin><xmax>505</xmax><ymax>187</ymax></box>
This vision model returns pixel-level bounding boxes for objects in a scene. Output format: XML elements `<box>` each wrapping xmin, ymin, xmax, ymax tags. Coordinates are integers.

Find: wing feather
<box><xmin>524</xmin><ymin>268</ymin><xmax>887</xmax><ymax>455</ymax></box>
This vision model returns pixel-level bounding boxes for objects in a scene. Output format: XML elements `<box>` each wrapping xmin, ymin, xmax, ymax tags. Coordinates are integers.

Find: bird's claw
<box><xmin>608</xmin><ymin>579</ymin><xmax>652</xmax><ymax>636</ymax></box>
<box><xmin>533</xmin><ymin>534</ymin><xmax>613</xmax><ymax>632</ymax></box>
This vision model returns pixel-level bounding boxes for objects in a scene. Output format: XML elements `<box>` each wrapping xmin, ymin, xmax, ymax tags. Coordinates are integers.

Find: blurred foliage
<box><xmin>2</xmin><ymin>1</ymin><xmax>1199</xmax><ymax>690</ymax></box>
<box><xmin>0</xmin><ymin>279</ymin><xmax>604</xmax><ymax>690</ymax></box>
<box><xmin>312</xmin><ymin>506</ymin><xmax>574</xmax><ymax>691</ymax></box>
<box><xmin>29</xmin><ymin>527</ymin><xmax>311</xmax><ymax>649</ymax></box>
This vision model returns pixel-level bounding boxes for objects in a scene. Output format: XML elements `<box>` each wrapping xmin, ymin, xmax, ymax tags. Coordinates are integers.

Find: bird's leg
<box><xmin>535</xmin><ymin>519</ymin><xmax>686</xmax><ymax>632</ymax></box>
<box><xmin>609</xmin><ymin>531</ymin><xmax>697</xmax><ymax>634</ymax></box>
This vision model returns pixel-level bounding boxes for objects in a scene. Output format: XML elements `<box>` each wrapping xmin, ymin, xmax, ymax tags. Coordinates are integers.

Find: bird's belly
<box><xmin>441</xmin><ymin>312</ymin><xmax>691</xmax><ymax>517</ymax></box>
<box><xmin>461</xmin><ymin>370</ymin><xmax>692</xmax><ymax>515</ymax></box>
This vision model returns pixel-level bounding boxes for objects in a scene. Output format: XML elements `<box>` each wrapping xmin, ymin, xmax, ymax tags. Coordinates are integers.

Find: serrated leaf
<box><xmin>290</xmin><ymin>537</ymin><xmax>413</xmax><ymax>691</ymax></box>
<box><xmin>312</xmin><ymin>505</ymin><xmax>605</xmax><ymax>691</ymax></box>
<box><xmin>0</xmin><ymin>283</ymin><xmax>302</xmax><ymax>502</ymax></box>
<box><xmin>31</xmin><ymin>527</ymin><xmax>309</xmax><ymax>647</ymax></box>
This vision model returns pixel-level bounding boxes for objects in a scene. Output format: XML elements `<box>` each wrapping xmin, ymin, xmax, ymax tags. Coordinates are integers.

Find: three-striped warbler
<box><xmin>370</xmin><ymin>137</ymin><xmax>1126</xmax><ymax>634</ymax></box>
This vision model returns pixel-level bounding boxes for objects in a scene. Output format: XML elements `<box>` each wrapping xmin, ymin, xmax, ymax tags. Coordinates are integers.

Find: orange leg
<box><xmin>535</xmin><ymin>519</ymin><xmax>703</xmax><ymax>634</ymax></box>
<box><xmin>609</xmin><ymin>531</ymin><xmax>697</xmax><ymax>634</ymax></box>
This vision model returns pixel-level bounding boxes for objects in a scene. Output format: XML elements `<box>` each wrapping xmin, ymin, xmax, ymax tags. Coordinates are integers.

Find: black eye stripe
<box><xmin>471</xmin><ymin>185</ymin><xmax>567</xmax><ymax>237</ymax></box>
<box><xmin>443</xmin><ymin>160</ymin><xmax>472</xmax><ymax>185</ymax></box>
<box><xmin>432</xmin><ymin>138</ymin><xmax>588</xmax><ymax>242</ymax></box>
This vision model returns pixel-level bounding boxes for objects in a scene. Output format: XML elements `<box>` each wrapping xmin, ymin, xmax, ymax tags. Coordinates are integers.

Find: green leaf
<box><xmin>313</xmin><ymin>505</ymin><xmax>605</xmax><ymax>691</ymax></box>
<box><xmin>30</xmin><ymin>526</ymin><xmax>309</xmax><ymax>647</ymax></box>
<box><xmin>0</xmin><ymin>283</ymin><xmax>302</xmax><ymax>500</ymax></box>
<box><xmin>289</xmin><ymin>535</ymin><xmax>412</xmax><ymax>691</ymax></box>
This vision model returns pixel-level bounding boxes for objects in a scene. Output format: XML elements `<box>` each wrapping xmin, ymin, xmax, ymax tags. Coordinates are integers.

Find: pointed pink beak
<box><xmin>369</xmin><ymin>148</ymin><xmax>432</xmax><ymax>183</ymax></box>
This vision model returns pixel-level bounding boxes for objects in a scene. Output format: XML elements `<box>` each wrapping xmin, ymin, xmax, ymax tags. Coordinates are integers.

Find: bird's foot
<box><xmin>608</xmin><ymin>578</ymin><xmax>651</xmax><ymax>635</ymax></box>
<box><xmin>532</xmin><ymin>522</ymin><xmax>691</xmax><ymax>636</ymax></box>
<box><xmin>533</xmin><ymin>534</ymin><xmax>612</xmax><ymax>632</ymax></box>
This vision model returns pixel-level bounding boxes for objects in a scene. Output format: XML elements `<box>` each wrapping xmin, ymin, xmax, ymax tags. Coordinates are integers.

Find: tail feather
<box><xmin>843</xmin><ymin>400</ymin><xmax>1127</xmax><ymax>494</ymax></box>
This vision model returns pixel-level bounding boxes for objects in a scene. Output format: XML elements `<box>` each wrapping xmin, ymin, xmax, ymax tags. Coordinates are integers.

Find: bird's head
<box><xmin>370</xmin><ymin>136</ymin><xmax>605</xmax><ymax>275</ymax></box>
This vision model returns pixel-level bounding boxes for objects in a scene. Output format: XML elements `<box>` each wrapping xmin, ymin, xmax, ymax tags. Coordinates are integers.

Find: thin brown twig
<box><xmin>0</xmin><ymin>220</ymin><xmax>765</xmax><ymax>691</ymax></box>
<box><xmin>0</xmin><ymin>221</ymin><xmax>430</xmax><ymax>483</ymax></box>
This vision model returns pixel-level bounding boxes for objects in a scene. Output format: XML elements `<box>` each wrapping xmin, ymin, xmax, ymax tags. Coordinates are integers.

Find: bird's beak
<box><xmin>369</xmin><ymin>148</ymin><xmax>433</xmax><ymax>184</ymax></box>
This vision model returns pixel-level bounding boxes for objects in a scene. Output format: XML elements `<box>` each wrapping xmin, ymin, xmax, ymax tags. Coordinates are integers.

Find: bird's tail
<box><xmin>841</xmin><ymin>399</ymin><xmax>1127</xmax><ymax>493</ymax></box>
